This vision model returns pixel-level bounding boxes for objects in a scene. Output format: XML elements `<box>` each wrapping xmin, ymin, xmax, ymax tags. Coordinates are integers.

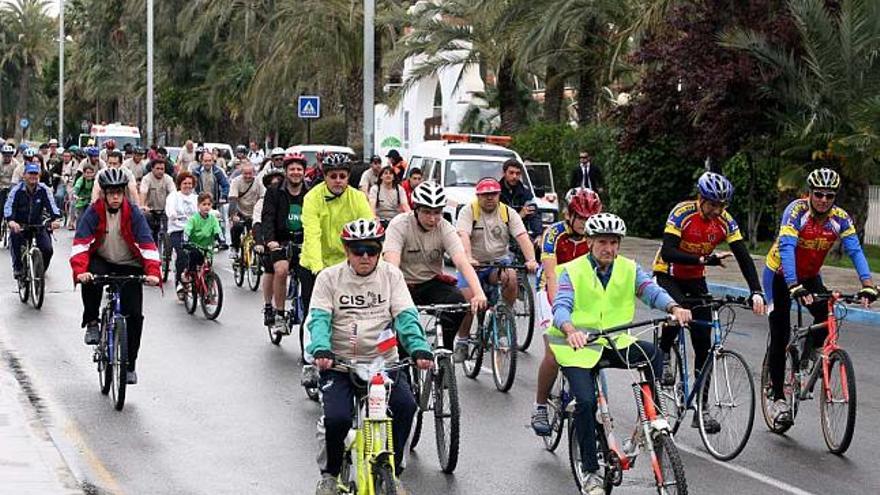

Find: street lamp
<box><xmin>363</xmin><ymin>0</ymin><xmax>375</xmax><ymax>161</ymax></box>
<box><xmin>146</xmin><ymin>0</ymin><xmax>154</xmax><ymax>145</ymax></box>
<box><xmin>58</xmin><ymin>0</ymin><xmax>64</xmax><ymax>145</ymax></box>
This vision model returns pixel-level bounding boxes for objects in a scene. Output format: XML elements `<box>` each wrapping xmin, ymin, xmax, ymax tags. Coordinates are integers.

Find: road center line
<box><xmin>677</xmin><ymin>443</ymin><xmax>816</xmax><ymax>495</ymax></box>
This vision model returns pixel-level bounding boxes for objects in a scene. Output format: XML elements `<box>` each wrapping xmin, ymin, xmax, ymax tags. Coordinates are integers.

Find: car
<box><xmin>78</xmin><ymin>123</ymin><xmax>142</xmax><ymax>149</ymax></box>
<box><xmin>284</xmin><ymin>144</ymin><xmax>356</xmax><ymax>168</ymax></box>
<box><xmin>406</xmin><ymin>134</ymin><xmax>559</xmax><ymax>227</ymax></box>
<box><xmin>203</xmin><ymin>143</ymin><xmax>233</xmax><ymax>162</ymax></box>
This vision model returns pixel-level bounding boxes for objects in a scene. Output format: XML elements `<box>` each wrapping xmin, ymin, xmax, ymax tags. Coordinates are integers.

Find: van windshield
<box><xmin>444</xmin><ymin>160</ymin><xmax>532</xmax><ymax>189</ymax></box>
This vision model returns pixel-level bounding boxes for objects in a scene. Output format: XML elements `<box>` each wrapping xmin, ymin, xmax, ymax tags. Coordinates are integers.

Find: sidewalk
<box><xmin>625</xmin><ymin>237</ymin><xmax>880</xmax><ymax>324</ymax></box>
<box><xmin>0</xmin><ymin>350</ymin><xmax>81</xmax><ymax>495</ymax></box>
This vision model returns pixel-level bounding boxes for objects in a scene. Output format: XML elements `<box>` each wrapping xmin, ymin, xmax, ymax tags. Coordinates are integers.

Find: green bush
<box><xmin>721</xmin><ymin>153</ymin><xmax>781</xmax><ymax>242</ymax></box>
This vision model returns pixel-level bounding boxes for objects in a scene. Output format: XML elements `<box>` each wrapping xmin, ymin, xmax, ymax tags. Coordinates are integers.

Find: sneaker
<box><xmin>692</xmin><ymin>411</ymin><xmax>721</xmax><ymax>434</ymax></box>
<box><xmin>582</xmin><ymin>471</ymin><xmax>605</xmax><ymax>495</ymax></box>
<box><xmin>301</xmin><ymin>365</ymin><xmax>319</xmax><ymax>389</ymax></box>
<box><xmin>263</xmin><ymin>305</ymin><xmax>274</xmax><ymax>327</ymax></box>
<box><xmin>126</xmin><ymin>371</ymin><xmax>138</xmax><ymax>385</ymax></box>
<box><xmin>771</xmin><ymin>399</ymin><xmax>792</xmax><ymax>426</ymax></box>
<box><xmin>273</xmin><ymin>312</ymin><xmax>289</xmax><ymax>335</ymax></box>
<box><xmin>531</xmin><ymin>404</ymin><xmax>551</xmax><ymax>436</ymax></box>
<box><xmin>453</xmin><ymin>338</ymin><xmax>469</xmax><ymax>363</ymax></box>
<box><xmin>661</xmin><ymin>352</ymin><xmax>675</xmax><ymax>386</ymax></box>
<box><xmin>315</xmin><ymin>474</ymin><xmax>338</xmax><ymax>495</ymax></box>
<box><xmin>84</xmin><ymin>323</ymin><xmax>100</xmax><ymax>345</ymax></box>
<box><xmin>176</xmin><ymin>283</ymin><xmax>186</xmax><ymax>300</ymax></box>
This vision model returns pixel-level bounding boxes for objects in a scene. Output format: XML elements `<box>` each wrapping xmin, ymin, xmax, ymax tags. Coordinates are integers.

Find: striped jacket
<box><xmin>69</xmin><ymin>199</ymin><xmax>161</xmax><ymax>283</ymax></box>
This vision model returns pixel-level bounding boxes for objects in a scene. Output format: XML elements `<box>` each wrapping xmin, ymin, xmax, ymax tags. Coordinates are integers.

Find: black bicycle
<box><xmin>16</xmin><ymin>222</ymin><xmax>51</xmax><ymax>309</ymax></box>
<box><xmin>149</xmin><ymin>211</ymin><xmax>172</xmax><ymax>283</ymax></box>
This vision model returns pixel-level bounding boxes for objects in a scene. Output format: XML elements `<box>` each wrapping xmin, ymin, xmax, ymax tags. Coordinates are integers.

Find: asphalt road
<box><xmin>1</xmin><ymin>230</ymin><xmax>879</xmax><ymax>495</ymax></box>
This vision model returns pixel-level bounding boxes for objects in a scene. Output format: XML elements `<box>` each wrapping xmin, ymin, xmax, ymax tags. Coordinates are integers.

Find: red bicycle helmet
<box><xmin>567</xmin><ymin>188</ymin><xmax>602</xmax><ymax>219</ymax></box>
<box><xmin>283</xmin><ymin>152</ymin><xmax>307</xmax><ymax>166</ymax></box>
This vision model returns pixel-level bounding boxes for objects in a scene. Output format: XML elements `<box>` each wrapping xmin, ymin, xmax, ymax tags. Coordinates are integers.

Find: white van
<box><xmin>284</xmin><ymin>144</ymin><xmax>356</xmax><ymax>168</ymax></box>
<box><xmin>79</xmin><ymin>123</ymin><xmax>142</xmax><ymax>149</ymax></box>
<box><xmin>407</xmin><ymin>134</ymin><xmax>559</xmax><ymax>226</ymax></box>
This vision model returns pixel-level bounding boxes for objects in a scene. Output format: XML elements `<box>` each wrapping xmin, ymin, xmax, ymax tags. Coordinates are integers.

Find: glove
<box><xmin>788</xmin><ymin>284</ymin><xmax>810</xmax><ymax>300</ymax></box>
<box><xmin>857</xmin><ymin>286</ymin><xmax>879</xmax><ymax>303</ymax></box>
<box><xmin>702</xmin><ymin>254</ymin><xmax>724</xmax><ymax>266</ymax></box>
<box><xmin>750</xmin><ymin>292</ymin><xmax>766</xmax><ymax>306</ymax></box>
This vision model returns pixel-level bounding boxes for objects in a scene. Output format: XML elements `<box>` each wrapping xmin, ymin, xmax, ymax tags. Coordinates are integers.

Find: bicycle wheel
<box><xmin>372</xmin><ymin>459</ymin><xmax>397</xmax><ymax>495</ymax></box>
<box><xmin>696</xmin><ymin>350</ymin><xmax>755</xmax><ymax>461</ymax></box>
<box><xmin>514</xmin><ymin>276</ymin><xmax>535</xmax><ymax>352</ymax></box>
<box><xmin>200</xmin><ymin>271</ymin><xmax>224</xmax><ymax>320</ymax></box>
<box><xmin>246</xmin><ymin>249</ymin><xmax>261</xmax><ymax>291</ymax></box>
<box><xmin>660</xmin><ymin>345</ymin><xmax>685</xmax><ymax>433</ymax></box>
<box><xmin>0</xmin><ymin>220</ymin><xmax>7</xmax><ymax>249</ymax></box>
<box><xmin>159</xmin><ymin>235</ymin><xmax>172</xmax><ymax>284</ymax></box>
<box><xmin>409</xmin><ymin>367</ymin><xmax>426</xmax><ymax>451</ymax></box>
<box><xmin>110</xmin><ymin>316</ymin><xmax>128</xmax><ymax>411</ymax></box>
<box><xmin>654</xmin><ymin>432</ymin><xmax>688</xmax><ymax>495</ymax></box>
<box><xmin>434</xmin><ymin>358</ymin><xmax>461</xmax><ymax>473</ymax></box>
<box><xmin>183</xmin><ymin>276</ymin><xmax>198</xmax><ymax>314</ymax></box>
<box><xmin>543</xmin><ymin>372</ymin><xmax>566</xmax><ymax>452</ymax></box>
<box><xmin>491</xmin><ymin>305</ymin><xmax>518</xmax><ymax>392</ymax></box>
<box><xmin>820</xmin><ymin>349</ymin><xmax>857</xmax><ymax>454</ymax></box>
<box><xmin>760</xmin><ymin>348</ymin><xmax>798</xmax><ymax>434</ymax></box>
<box><xmin>98</xmin><ymin>318</ymin><xmax>111</xmax><ymax>395</ymax></box>
<box><xmin>462</xmin><ymin>319</ymin><xmax>484</xmax><ymax>379</ymax></box>
<box><xmin>568</xmin><ymin>416</ymin><xmax>616</xmax><ymax>494</ymax></box>
<box><xmin>29</xmin><ymin>249</ymin><xmax>45</xmax><ymax>309</ymax></box>
<box><xmin>233</xmin><ymin>247</ymin><xmax>245</xmax><ymax>287</ymax></box>
<box><xmin>17</xmin><ymin>252</ymin><xmax>29</xmax><ymax>303</ymax></box>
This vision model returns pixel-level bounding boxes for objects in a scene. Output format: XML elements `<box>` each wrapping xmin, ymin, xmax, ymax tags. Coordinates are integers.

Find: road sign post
<box><xmin>298</xmin><ymin>96</ymin><xmax>320</xmax><ymax>145</ymax></box>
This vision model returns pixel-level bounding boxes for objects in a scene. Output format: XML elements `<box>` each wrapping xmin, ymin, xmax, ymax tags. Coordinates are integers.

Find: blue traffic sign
<box><xmin>19</xmin><ymin>118</ymin><xmax>29</xmax><ymax>129</ymax></box>
<box><xmin>298</xmin><ymin>96</ymin><xmax>321</xmax><ymax>119</ymax></box>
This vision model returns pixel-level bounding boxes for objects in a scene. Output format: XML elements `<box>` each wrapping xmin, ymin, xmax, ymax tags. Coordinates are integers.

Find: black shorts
<box><xmin>261</xmin><ymin>243</ymin><xmax>301</xmax><ymax>274</ymax></box>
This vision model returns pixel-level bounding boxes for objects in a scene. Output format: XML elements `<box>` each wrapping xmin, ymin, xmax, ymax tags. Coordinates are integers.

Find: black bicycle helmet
<box><xmin>98</xmin><ymin>168</ymin><xmax>129</xmax><ymax>190</ymax></box>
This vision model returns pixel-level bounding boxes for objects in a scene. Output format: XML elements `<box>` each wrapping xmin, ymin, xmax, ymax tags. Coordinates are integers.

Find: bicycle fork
<box><xmin>353</xmin><ymin>418</ymin><xmax>396</xmax><ymax>494</ymax></box>
<box><xmin>634</xmin><ymin>380</ymin><xmax>669</xmax><ymax>487</ymax></box>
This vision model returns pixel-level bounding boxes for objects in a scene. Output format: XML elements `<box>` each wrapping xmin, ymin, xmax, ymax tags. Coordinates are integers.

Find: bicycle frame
<box><xmin>791</xmin><ymin>294</ymin><xmax>848</xmax><ymax>402</ymax></box>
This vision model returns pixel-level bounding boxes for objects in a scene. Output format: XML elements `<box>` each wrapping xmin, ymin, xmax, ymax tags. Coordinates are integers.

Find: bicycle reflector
<box><xmin>440</xmin><ymin>133</ymin><xmax>512</xmax><ymax>147</ymax></box>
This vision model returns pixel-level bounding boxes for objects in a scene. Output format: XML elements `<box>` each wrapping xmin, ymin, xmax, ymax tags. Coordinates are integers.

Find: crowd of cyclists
<box><xmin>1</xmin><ymin>133</ymin><xmax>878</xmax><ymax>495</ymax></box>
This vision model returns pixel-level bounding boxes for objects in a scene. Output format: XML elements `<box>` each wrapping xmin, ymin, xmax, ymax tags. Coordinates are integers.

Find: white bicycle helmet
<box><xmin>1</xmin><ymin>144</ymin><xmax>14</xmax><ymax>154</ymax></box>
<box><xmin>322</xmin><ymin>152</ymin><xmax>351</xmax><ymax>172</ymax></box>
<box><xmin>341</xmin><ymin>218</ymin><xmax>385</xmax><ymax>243</ymax></box>
<box><xmin>806</xmin><ymin>168</ymin><xmax>840</xmax><ymax>190</ymax></box>
<box><xmin>412</xmin><ymin>182</ymin><xmax>447</xmax><ymax>208</ymax></box>
<box><xmin>586</xmin><ymin>213</ymin><xmax>627</xmax><ymax>237</ymax></box>
<box><xmin>270</xmin><ymin>147</ymin><xmax>286</xmax><ymax>158</ymax></box>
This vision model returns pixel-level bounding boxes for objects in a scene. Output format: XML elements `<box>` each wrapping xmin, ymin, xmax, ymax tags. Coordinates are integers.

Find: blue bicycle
<box><xmin>90</xmin><ymin>275</ymin><xmax>144</xmax><ymax>411</ymax></box>
<box><xmin>659</xmin><ymin>295</ymin><xmax>756</xmax><ymax>461</ymax></box>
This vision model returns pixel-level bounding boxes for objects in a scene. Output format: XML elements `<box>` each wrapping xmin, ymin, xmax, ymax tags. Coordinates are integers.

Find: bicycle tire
<box><xmin>760</xmin><ymin>348</ymin><xmax>797</xmax><ymax>434</ymax></box>
<box><xmin>820</xmin><ymin>349</ymin><xmax>857</xmax><ymax>454</ymax></box>
<box><xmin>0</xmin><ymin>219</ymin><xmax>7</xmax><ymax>249</ymax></box>
<box><xmin>543</xmin><ymin>373</ymin><xmax>566</xmax><ymax>452</ymax></box>
<box><xmin>373</xmin><ymin>460</ymin><xmax>397</xmax><ymax>495</ymax></box>
<box><xmin>17</xmin><ymin>250</ymin><xmax>29</xmax><ymax>303</ymax></box>
<box><xmin>514</xmin><ymin>276</ymin><xmax>535</xmax><ymax>352</ymax></box>
<box><xmin>660</xmin><ymin>345</ymin><xmax>685</xmax><ymax>433</ymax></box>
<box><xmin>200</xmin><ymin>271</ymin><xmax>224</xmax><ymax>320</ymax></box>
<box><xmin>110</xmin><ymin>316</ymin><xmax>128</xmax><ymax>411</ymax></box>
<box><xmin>491</xmin><ymin>304</ymin><xmax>518</xmax><ymax>392</ymax></box>
<box><xmin>160</xmin><ymin>234</ymin><xmax>172</xmax><ymax>283</ymax></box>
<box><xmin>568</xmin><ymin>416</ymin><xmax>615</xmax><ymax>494</ymax></box>
<box><xmin>654</xmin><ymin>432</ymin><xmax>688</xmax><ymax>495</ymax></box>
<box><xmin>233</xmin><ymin>247</ymin><xmax>245</xmax><ymax>287</ymax></box>
<box><xmin>30</xmin><ymin>249</ymin><xmax>44</xmax><ymax>309</ymax></box>
<box><xmin>246</xmin><ymin>248</ymin><xmax>261</xmax><ymax>291</ymax></box>
<box><xmin>409</xmin><ymin>367</ymin><xmax>425</xmax><ymax>451</ymax></box>
<box><xmin>183</xmin><ymin>276</ymin><xmax>198</xmax><ymax>314</ymax></box>
<box><xmin>462</xmin><ymin>319</ymin><xmax>484</xmax><ymax>379</ymax></box>
<box><xmin>98</xmin><ymin>314</ymin><xmax>111</xmax><ymax>395</ymax></box>
<box><xmin>435</xmin><ymin>358</ymin><xmax>461</xmax><ymax>473</ymax></box>
<box><xmin>696</xmin><ymin>349</ymin><xmax>755</xmax><ymax>461</ymax></box>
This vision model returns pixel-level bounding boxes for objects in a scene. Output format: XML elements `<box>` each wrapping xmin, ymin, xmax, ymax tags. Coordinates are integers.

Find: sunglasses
<box><xmin>326</xmin><ymin>173</ymin><xmax>348</xmax><ymax>180</ymax></box>
<box><xmin>418</xmin><ymin>208</ymin><xmax>443</xmax><ymax>217</ymax></box>
<box><xmin>813</xmin><ymin>191</ymin><xmax>836</xmax><ymax>200</ymax></box>
<box><xmin>349</xmin><ymin>243</ymin><xmax>382</xmax><ymax>257</ymax></box>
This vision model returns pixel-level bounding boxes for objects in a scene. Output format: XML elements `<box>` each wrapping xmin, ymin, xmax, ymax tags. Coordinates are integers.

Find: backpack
<box><xmin>470</xmin><ymin>200</ymin><xmax>510</xmax><ymax>229</ymax></box>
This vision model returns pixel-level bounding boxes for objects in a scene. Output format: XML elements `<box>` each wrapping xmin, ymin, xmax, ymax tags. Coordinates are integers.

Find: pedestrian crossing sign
<box><xmin>298</xmin><ymin>96</ymin><xmax>321</xmax><ymax>119</ymax></box>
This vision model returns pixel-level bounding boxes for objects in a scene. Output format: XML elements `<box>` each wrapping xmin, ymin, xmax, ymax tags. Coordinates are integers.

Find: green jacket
<box><xmin>184</xmin><ymin>212</ymin><xmax>221</xmax><ymax>249</ymax></box>
<box><xmin>73</xmin><ymin>177</ymin><xmax>95</xmax><ymax>209</ymax></box>
<box><xmin>300</xmin><ymin>184</ymin><xmax>374</xmax><ymax>273</ymax></box>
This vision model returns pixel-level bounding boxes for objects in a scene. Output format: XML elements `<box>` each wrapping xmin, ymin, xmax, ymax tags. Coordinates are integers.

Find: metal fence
<box><xmin>867</xmin><ymin>186</ymin><xmax>880</xmax><ymax>245</ymax></box>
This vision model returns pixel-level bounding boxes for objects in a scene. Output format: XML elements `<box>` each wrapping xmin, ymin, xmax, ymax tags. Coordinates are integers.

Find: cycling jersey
<box><xmin>653</xmin><ymin>200</ymin><xmax>742</xmax><ymax>279</ymax></box>
<box><xmin>300</xmin><ymin>183</ymin><xmax>373</xmax><ymax>273</ymax></box>
<box><xmin>541</xmin><ymin>220</ymin><xmax>589</xmax><ymax>265</ymax></box>
<box><xmin>765</xmin><ymin>198</ymin><xmax>870</xmax><ymax>285</ymax></box>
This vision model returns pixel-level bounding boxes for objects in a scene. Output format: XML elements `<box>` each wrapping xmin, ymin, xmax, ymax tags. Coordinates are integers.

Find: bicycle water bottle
<box><xmin>368</xmin><ymin>374</ymin><xmax>387</xmax><ymax>419</ymax></box>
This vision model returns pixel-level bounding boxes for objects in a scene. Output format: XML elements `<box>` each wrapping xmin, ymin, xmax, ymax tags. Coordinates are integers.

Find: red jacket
<box><xmin>69</xmin><ymin>199</ymin><xmax>161</xmax><ymax>282</ymax></box>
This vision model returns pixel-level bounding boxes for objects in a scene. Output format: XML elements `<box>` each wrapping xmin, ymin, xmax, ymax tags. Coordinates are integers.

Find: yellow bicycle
<box><xmin>232</xmin><ymin>223</ymin><xmax>261</xmax><ymax>291</ymax></box>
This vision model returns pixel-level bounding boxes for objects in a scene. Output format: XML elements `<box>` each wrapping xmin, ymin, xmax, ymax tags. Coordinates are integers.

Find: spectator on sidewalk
<box><xmin>568</xmin><ymin>150</ymin><xmax>604</xmax><ymax>196</ymax></box>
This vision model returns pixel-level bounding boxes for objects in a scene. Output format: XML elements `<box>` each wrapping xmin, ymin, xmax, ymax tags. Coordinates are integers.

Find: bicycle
<box><xmin>89</xmin><ymin>275</ymin><xmax>145</xmax><ymax>411</ymax></box>
<box><xmin>181</xmin><ymin>244</ymin><xmax>224</xmax><ymax>320</ymax></box>
<box><xmin>149</xmin><ymin>211</ymin><xmax>172</xmax><ymax>283</ymax></box>
<box><xmin>564</xmin><ymin>317</ymin><xmax>688</xmax><ymax>495</ymax></box>
<box><xmin>461</xmin><ymin>262</ymin><xmax>525</xmax><ymax>392</ymax></box>
<box><xmin>760</xmin><ymin>291</ymin><xmax>860</xmax><ymax>454</ymax></box>
<box><xmin>510</xmin><ymin>243</ymin><xmax>536</xmax><ymax>351</ymax></box>
<box><xmin>233</xmin><ymin>225</ymin><xmax>262</xmax><ymax>291</ymax></box>
<box><xmin>410</xmin><ymin>302</ymin><xmax>470</xmax><ymax>473</ymax></box>
<box><xmin>658</xmin><ymin>295</ymin><xmax>756</xmax><ymax>461</ymax></box>
<box><xmin>15</xmin><ymin>222</ymin><xmax>51</xmax><ymax>309</ymax></box>
<box><xmin>332</xmin><ymin>358</ymin><xmax>412</xmax><ymax>494</ymax></box>
<box><xmin>0</xmin><ymin>216</ymin><xmax>8</xmax><ymax>249</ymax></box>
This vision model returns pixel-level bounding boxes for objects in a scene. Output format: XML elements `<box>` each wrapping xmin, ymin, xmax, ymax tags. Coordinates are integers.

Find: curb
<box><xmin>707</xmin><ymin>282</ymin><xmax>880</xmax><ymax>326</ymax></box>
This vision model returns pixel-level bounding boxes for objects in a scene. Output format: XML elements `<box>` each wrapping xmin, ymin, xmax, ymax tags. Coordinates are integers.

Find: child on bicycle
<box><xmin>182</xmin><ymin>192</ymin><xmax>222</xmax><ymax>277</ymax></box>
<box><xmin>72</xmin><ymin>164</ymin><xmax>96</xmax><ymax>224</ymax></box>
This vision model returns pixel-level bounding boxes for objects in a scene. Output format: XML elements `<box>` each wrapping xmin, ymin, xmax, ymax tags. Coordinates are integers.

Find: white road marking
<box><xmin>677</xmin><ymin>443</ymin><xmax>816</xmax><ymax>495</ymax></box>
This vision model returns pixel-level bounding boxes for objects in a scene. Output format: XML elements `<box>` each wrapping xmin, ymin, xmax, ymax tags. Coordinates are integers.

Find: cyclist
<box><xmin>399</xmin><ymin>167</ymin><xmax>422</xmax><ymax>209</ymax></box>
<box><xmin>228</xmin><ymin>160</ymin><xmax>263</xmax><ymax>259</ymax></box>
<box><xmin>229</xmin><ymin>145</ymin><xmax>248</xmax><ymax>177</ymax></box>
<box><xmin>358</xmin><ymin>155</ymin><xmax>383</xmax><ymax>193</ymax></box>
<box><xmin>0</xmin><ymin>144</ymin><xmax>16</xmax><ymax>206</ymax></box>
<box><xmin>368</xmin><ymin>165</ymin><xmax>410</xmax><ymax>228</ymax></box>
<box><xmin>253</xmin><ymin>168</ymin><xmax>285</xmax><ymax>326</ymax></box>
<box><xmin>247</xmin><ymin>141</ymin><xmax>265</xmax><ymax>164</ymax></box>
<box><xmin>499</xmin><ymin>159</ymin><xmax>542</xmax><ymax>239</ymax></box>
<box><xmin>260</xmin><ymin>153</ymin><xmax>309</xmax><ymax>335</ymax></box>
<box><xmin>12</xmin><ymin>148</ymin><xmax>51</xmax><ymax>186</ymax></box>
<box><xmin>99</xmin><ymin>139</ymin><xmax>117</xmax><ymax>163</ymax></box>
<box><xmin>72</xmin><ymin>164</ymin><xmax>97</xmax><ymax>226</ymax></box>
<box><xmin>165</xmin><ymin>172</ymin><xmax>200</xmax><ymax>297</ymax></box>
<box><xmin>383</xmin><ymin>182</ymin><xmax>488</xmax><ymax>350</ymax></box>
<box><xmin>764</xmin><ymin>168</ymin><xmax>877</xmax><ymax>426</ymax></box>
<box><xmin>71</xmin><ymin>168</ymin><xmax>160</xmax><ymax>384</ymax></box>
<box><xmin>307</xmin><ymin>218</ymin><xmax>433</xmax><ymax>495</ymax></box>
<box><xmin>193</xmin><ymin>151</ymin><xmax>230</xmax><ymax>249</ymax></box>
<box><xmin>454</xmin><ymin>177</ymin><xmax>538</xmax><ymax>359</ymax></box>
<box><xmin>90</xmin><ymin>151</ymin><xmax>140</xmax><ymax>207</ymax></box>
<box><xmin>124</xmin><ymin>146</ymin><xmax>148</xmax><ymax>181</ymax></box>
<box><xmin>652</xmin><ymin>171</ymin><xmax>766</xmax><ymax>433</ymax></box>
<box><xmin>54</xmin><ymin>149</ymin><xmax>78</xmax><ymax>228</ymax></box>
<box><xmin>549</xmin><ymin>212</ymin><xmax>691</xmax><ymax>495</ymax></box>
<box><xmin>182</xmin><ymin>192</ymin><xmax>222</xmax><ymax>277</ymax></box>
<box><xmin>139</xmin><ymin>157</ymin><xmax>176</xmax><ymax>245</ymax></box>
<box><xmin>531</xmin><ymin>188</ymin><xmax>602</xmax><ymax>436</ymax></box>
<box><xmin>4</xmin><ymin>163</ymin><xmax>62</xmax><ymax>279</ymax></box>
<box><xmin>78</xmin><ymin>146</ymin><xmax>106</xmax><ymax>175</ymax></box>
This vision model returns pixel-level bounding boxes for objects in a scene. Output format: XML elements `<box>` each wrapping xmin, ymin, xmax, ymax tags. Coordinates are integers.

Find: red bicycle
<box><xmin>761</xmin><ymin>291</ymin><xmax>860</xmax><ymax>454</ymax></box>
<box><xmin>182</xmin><ymin>244</ymin><xmax>224</xmax><ymax>320</ymax></box>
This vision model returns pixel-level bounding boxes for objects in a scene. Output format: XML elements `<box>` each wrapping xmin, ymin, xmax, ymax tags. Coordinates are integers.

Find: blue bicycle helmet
<box><xmin>86</xmin><ymin>146</ymin><xmax>100</xmax><ymax>158</ymax></box>
<box><xmin>697</xmin><ymin>172</ymin><xmax>733</xmax><ymax>203</ymax></box>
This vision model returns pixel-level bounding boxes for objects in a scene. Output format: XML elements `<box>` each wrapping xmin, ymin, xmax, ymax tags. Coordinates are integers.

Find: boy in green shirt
<box><xmin>73</xmin><ymin>164</ymin><xmax>96</xmax><ymax>222</ymax></box>
<box><xmin>183</xmin><ymin>192</ymin><xmax>222</xmax><ymax>277</ymax></box>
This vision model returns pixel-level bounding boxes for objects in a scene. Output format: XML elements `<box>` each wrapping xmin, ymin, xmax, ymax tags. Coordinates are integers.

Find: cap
<box><xmin>48</xmin><ymin>138</ymin><xmax>59</xmax><ymax>145</ymax></box>
<box><xmin>24</xmin><ymin>163</ymin><xmax>40</xmax><ymax>174</ymax></box>
<box><xmin>475</xmin><ymin>178</ymin><xmax>501</xmax><ymax>195</ymax></box>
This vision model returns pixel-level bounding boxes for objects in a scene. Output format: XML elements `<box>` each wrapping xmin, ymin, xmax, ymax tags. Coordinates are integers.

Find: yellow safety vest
<box><xmin>546</xmin><ymin>255</ymin><xmax>638</xmax><ymax>368</ymax></box>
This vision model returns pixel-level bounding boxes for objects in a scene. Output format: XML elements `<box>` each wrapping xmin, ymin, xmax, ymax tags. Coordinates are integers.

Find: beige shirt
<box><xmin>123</xmin><ymin>158</ymin><xmax>148</xmax><ymax>180</ymax></box>
<box><xmin>229</xmin><ymin>176</ymin><xmax>264</xmax><ymax>218</ymax></box>
<box><xmin>97</xmin><ymin>210</ymin><xmax>139</xmax><ymax>266</ymax></box>
<box><xmin>177</xmin><ymin>148</ymin><xmax>196</xmax><ymax>170</ymax></box>
<box><xmin>359</xmin><ymin>168</ymin><xmax>379</xmax><ymax>192</ymax></box>
<box><xmin>456</xmin><ymin>203</ymin><xmax>527</xmax><ymax>263</ymax></box>
<box><xmin>369</xmin><ymin>184</ymin><xmax>407</xmax><ymax>222</ymax></box>
<box><xmin>384</xmin><ymin>212</ymin><xmax>463</xmax><ymax>284</ymax></box>
<box><xmin>139</xmin><ymin>172</ymin><xmax>176</xmax><ymax>211</ymax></box>
<box><xmin>310</xmin><ymin>261</ymin><xmax>415</xmax><ymax>363</ymax></box>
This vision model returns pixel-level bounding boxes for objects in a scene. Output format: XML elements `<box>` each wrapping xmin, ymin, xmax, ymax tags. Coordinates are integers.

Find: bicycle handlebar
<box><xmin>579</xmin><ymin>315</ymin><xmax>676</xmax><ymax>344</ymax></box>
<box><xmin>473</xmin><ymin>262</ymin><xmax>529</xmax><ymax>270</ymax></box>
<box><xmin>810</xmin><ymin>292</ymin><xmax>861</xmax><ymax>304</ymax></box>
<box><xmin>416</xmin><ymin>303</ymin><xmax>473</xmax><ymax>314</ymax></box>
<box><xmin>680</xmin><ymin>294</ymin><xmax>752</xmax><ymax>309</ymax></box>
<box><xmin>89</xmin><ymin>274</ymin><xmax>146</xmax><ymax>286</ymax></box>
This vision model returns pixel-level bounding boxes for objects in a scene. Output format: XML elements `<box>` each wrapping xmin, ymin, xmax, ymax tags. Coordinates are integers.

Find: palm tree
<box><xmin>1</xmin><ymin>0</ymin><xmax>55</xmax><ymax>140</ymax></box>
<box><xmin>723</xmin><ymin>0</ymin><xmax>880</xmax><ymax>236</ymax></box>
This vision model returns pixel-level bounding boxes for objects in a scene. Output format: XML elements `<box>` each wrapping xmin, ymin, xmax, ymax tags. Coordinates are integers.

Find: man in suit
<box><xmin>568</xmin><ymin>151</ymin><xmax>604</xmax><ymax>196</ymax></box>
